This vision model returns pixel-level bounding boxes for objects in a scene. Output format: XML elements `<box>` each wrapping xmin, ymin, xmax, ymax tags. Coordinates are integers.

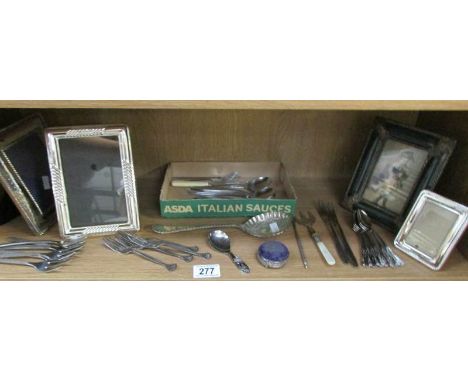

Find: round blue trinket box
<box><xmin>257</xmin><ymin>240</ymin><xmax>289</xmax><ymax>269</ymax></box>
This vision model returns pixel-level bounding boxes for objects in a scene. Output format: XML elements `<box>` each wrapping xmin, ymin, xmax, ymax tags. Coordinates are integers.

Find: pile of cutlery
<box><xmin>187</xmin><ymin>176</ymin><xmax>275</xmax><ymax>199</ymax></box>
<box><xmin>352</xmin><ymin>208</ymin><xmax>404</xmax><ymax>268</ymax></box>
<box><xmin>0</xmin><ymin>235</ymin><xmax>86</xmax><ymax>272</ymax></box>
<box><xmin>316</xmin><ymin>201</ymin><xmax>358</xmax><ymax>267</ymax></box>
<box><xmin>103</xmin><ymin>232</ymin><xmax>212</xmax><ymax>271</ymax></box>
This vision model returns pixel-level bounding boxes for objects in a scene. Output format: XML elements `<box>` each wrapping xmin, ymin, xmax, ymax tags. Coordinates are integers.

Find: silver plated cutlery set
<box><xmin>103</xmin><ymin>232</ymin><xmax>212</xmax><ymax>272</ymax></box>
<box><xmin>353</xmin><ymin>209</ymin><xmax>404</xmax><ymax>268</ymax></box>
<box><xmin>0</xmin><ymin>235</ymin><xmax>86</xmax><ymax>272</ymax></box>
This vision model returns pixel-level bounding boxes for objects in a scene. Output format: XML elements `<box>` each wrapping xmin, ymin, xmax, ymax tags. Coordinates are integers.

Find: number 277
<box><xmin>199</xmin><ymin>267</ymin><xmax>215</xmax><ymax>275</ymax></box>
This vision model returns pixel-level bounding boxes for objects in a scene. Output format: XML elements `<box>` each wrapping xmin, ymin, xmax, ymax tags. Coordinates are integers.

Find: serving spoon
<box><xmin>208</xmin><ymin>230</ymin><xmax>250</xmax><ymax>273</ymax></box>
<box><xmin>152</xmin><ymin>212</ymin><xmax>292</xmax><ymax>238</ymax></box>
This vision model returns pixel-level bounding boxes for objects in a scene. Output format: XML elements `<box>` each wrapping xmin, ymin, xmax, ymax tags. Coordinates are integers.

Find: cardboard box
<box><xmin>160</xmin><ymin>162</ymin><xmax>297</xmax><ymax>218</ymax></box>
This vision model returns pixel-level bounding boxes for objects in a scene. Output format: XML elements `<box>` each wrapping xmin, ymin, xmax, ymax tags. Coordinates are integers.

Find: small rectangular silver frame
<box><xmin>394</xmin><ymin>190</ymin><xmax>467</xmax><ymax>271</ymax></box>
<box><xmin>46</xmin><ymin>125</ymin><xmax>140</xmax><ymax>237</ymax></box>
<box><xmin>0</xmin><ymin>114</ymin><xmax>55</xmax><ymax>234</ymax></box>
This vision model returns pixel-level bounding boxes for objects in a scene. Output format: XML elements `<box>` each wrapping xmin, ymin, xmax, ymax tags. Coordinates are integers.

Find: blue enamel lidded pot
<box><xmin>257</xmin><ymin>241</ymin><xmax>290</xmax><ymax>269</ymax></box>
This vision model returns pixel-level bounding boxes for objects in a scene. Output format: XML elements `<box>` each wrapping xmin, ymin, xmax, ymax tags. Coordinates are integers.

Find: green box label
<box><xmin>161</xmin><ymin>199</ymin><xmax>296</xmax><ymax>218</ymax></box>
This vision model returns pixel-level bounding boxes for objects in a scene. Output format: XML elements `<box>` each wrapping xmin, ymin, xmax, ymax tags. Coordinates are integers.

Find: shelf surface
<box><xmin>0</xmin><ymin>178</ymin><xmax>467</xmax><ymax>281</ymax></box>
<box><xmin>1</xmin><ymin>100</ymin><xmax>468</xmax><ymax>110</ymax></box>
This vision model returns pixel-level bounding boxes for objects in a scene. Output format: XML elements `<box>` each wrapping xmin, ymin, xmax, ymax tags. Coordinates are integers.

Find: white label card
<box><xmin>193</xmin><ymin>264</ymin><xmax>221</xmax><ymax>279</ymax></box>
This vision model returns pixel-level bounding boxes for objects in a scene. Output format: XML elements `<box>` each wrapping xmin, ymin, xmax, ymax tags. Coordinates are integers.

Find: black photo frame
<box><xmin>0</xmin><ymin>114</ymin><xmax>56</xmax><ymax>234</ymax></box>
<box><xmin>343</xmin><ymin>118</ymin><xmax>456</xmax><ymax>232</ymax></box>
<box><xmin>0</xmin><ymin>187</ymin><xmax>19</xmax><ymax>225</ymax></box>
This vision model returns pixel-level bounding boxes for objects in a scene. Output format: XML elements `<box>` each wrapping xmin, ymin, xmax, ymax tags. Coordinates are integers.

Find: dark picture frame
<box><xmin>343</xmin><ymin>117</ymin><xmax>456</xmax><ymax>232</ymax></box>
<box><xmin>0</xmin><ymin>187</ymin><xmax>19</xmax><ymax>225</ymax></box>
<box><xmin>0</xmin><ymin>114</ymin><xmax>56</xmax><ymax>234</ymax></box>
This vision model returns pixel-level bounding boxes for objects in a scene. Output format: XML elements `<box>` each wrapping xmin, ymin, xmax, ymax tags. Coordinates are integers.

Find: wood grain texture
<box><xmin>1</xmin><ymin>100</ymin><xmax>468</xmax><ymax>110</ymax></box>
<box><xmin>0</xmin><ymin>179</ymin><xmax>467</xmax><ymax>280</ymax></box>
<box><xmin>0</xmin><ymin>108</ymin><xmax>418</xmax><ymax>180</ymax></box>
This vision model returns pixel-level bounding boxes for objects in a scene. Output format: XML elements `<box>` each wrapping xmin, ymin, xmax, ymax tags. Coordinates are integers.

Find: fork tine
<box><xmin>119</xmin><ymin>231</ymin><xmax>147</xmax><ymax>246</ymax></box>
<box><xmin>103</xmin><ymin>242</ymin><xmax>118</xmax><ymax>253</ymax></box>
<box><xmin>103</xmin><ymin>237</ymin><xmax>124</xmax><ymax>252</ymax></box>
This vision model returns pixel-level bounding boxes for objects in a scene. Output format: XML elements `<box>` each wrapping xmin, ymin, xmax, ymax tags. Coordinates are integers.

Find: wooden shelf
<box><xmin>1</xmin><ymin>100</ymin><xmax>468</xmax><ymax>110</ymax></box>
<box><xmin>1</xmin><ymin>178</ymin><xmax>466</xmax><ymax>281</ymax></box>
<box><xmin>1</xmin><ymin>102</ymin><xmax>467</xmax><ymax>279</ymax></box>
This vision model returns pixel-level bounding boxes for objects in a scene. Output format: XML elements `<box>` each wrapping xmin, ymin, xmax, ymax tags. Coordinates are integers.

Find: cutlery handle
<box><xmin>132</xmin><ymin>249</ymin><xmax>177</xmax><ymax>271</ymax></box>
<box><xmin>149</xmin><ymin>246</ymin><xmax>193</xmax><ymax>262</ymax></box>
<box><xmin>311</xmin><ymin>233</ymin><xmax>336</xmax><ymax>266</ymax></box>
<box><xmin>0</xmin><ymin>251</ymin><xmax>46</xmax><ymax>260</ymax></box>
<box><xmin>153</xmin><ymin>223</ymin><xmax>237</xmax><ymax>234</ymax></box>
<box><xmin>0</xmin><ymin>258</ymin><xmax>31</xmax><ymax>267</ymax></box>
<box><xmin>153</xmin><ymin>240</ymin><xmax>199</xmax><ymax>252</ymax></box>
<box><xmin>228</xmin><ymin>251</ymin><xmax>250</xmax><ymax>273</ymax></box>
<box><xmin>292</xmin><ymin>221</ymin><xmax>308</xmax><ymax>269</ymax></box>
<box><xmin>171</xmin><ymin>180</ymin><xmax>211</xmax><ymax>187</ymax></box>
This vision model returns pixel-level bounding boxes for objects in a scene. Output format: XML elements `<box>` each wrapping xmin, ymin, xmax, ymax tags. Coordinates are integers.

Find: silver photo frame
<box><xmin>394</xmin><ymin>190</ymin><xmax>467</xmax><ymax>271</ymax></box>
<box><xmin>46</xmin><ymin>125</ymin><xmax>140</xmax><ymax>237</ymax></box>
<box><xmin>0</xmin><ymin>114</ymin><xmax>55</xmax><ymax>234</ymax></box>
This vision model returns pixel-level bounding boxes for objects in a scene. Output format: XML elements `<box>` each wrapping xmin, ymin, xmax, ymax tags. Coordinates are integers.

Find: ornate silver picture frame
<box><xmin>0</xmin><ymin>114</ymin><xmax>56</xmax><ymax>234</ymax></box>
<box><xmin>394</xmin><ymin>190</ymin><xmax>467</xmax><ymax>271</ymax></box>
<box><xmin>46</xmin><ymin>125</ymin><xmax>140</xmax><ymax>237</ymax></box>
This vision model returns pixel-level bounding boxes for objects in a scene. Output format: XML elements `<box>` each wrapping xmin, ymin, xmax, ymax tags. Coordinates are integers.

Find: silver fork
<box><xmin>296</xmin><ymin>211</ymin><xmax>336</xmax><ymax>266</ymax></box>
<box><xmin>0</xmin><ymin>258</ymin><xmax>66</xmax><ymax>272</ymax></box>
<box><xmin>3</xmin><ymin>235</ymin><xmax>86</xmax><ymax>249</ymax></box>
<box><xmin>116</xmin><ymin>233</ymin><xmax>193</xmax><ymax>262</ymax></box>
<box><xmin>103</xmin><ymin>237</ymin><xmax>177</xmax><ymax>271</ymax></box>
<box><xmin>0</xmin><ymin>247</ymin><xmax>80</xmax><ymax>262</ymax></box>
<box><xmin>119</xmin><ymin>232</ymin><xmax>212</xmax><ymax>260</ymax></box>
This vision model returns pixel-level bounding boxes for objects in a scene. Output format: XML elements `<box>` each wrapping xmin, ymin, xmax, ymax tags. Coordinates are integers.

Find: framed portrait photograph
<box><xmin>0</xmin><ymin>114</ymin><xmax>56</xmax><ymax>234</ymax></box>
<box><xmin>343</xmin><ymin>118</ymin><xmax>456</xmax><ymax>232</ymax></box>
<box><xmin>46</xmin><ymin>125</ymin><xmax>140</xmax><ymax>237</ymax></box>
<box><xmin>394</xmin><ymin>190</ymin><xmax>467</xmax><ymax>271</ymax></box>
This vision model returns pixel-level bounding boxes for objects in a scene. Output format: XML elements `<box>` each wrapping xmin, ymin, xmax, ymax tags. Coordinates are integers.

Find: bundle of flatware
<box><xmin>316</xmin><ymin>201</ymin><xmax>358</xmax><ymax>267</ymax></box>
<box><xmin>352</xmin><ymin>208</ymin><xmax>404</xmax><ymax>268</ymax></box>
<box><xmin>103</xmin><ymin>232</ymin><xmax>212</xmax><ymax>271</ymax></box>
<box><xmin>187</xmin><ymin>176</ymin><xmax>275</xmax><ymax>199</ymax></box>
<box><xmin>171</xmin><ymin>171</ymin><xmax>240</xmax><ymax>187</ymax></box>
<box><xmin>0</xmin><ymin>235</ymin><xmax>86</xmax><ymax>272</ymax></box>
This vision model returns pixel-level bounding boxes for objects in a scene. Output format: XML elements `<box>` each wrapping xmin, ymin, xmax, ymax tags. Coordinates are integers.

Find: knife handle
<box><xmin>171</xmin><ymin>180</ymin><xmax>210</xmax><ymax>187</ymax></box>
<box><xmin>311</xmin><ymin>233</ymin><xmax>336</xmax><ymax>266</ymax></box>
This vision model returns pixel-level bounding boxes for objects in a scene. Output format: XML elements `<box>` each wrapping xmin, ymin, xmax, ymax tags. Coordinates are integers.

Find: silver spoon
<box><xmin>152</xmin><ymin>212</ymin><xmax>292</xmax><ymax>238</ymax></box>
<box><xmin>208</xmin><ymin>230</ymin><xmax>250</xmax><ymax>273</ymax></box>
